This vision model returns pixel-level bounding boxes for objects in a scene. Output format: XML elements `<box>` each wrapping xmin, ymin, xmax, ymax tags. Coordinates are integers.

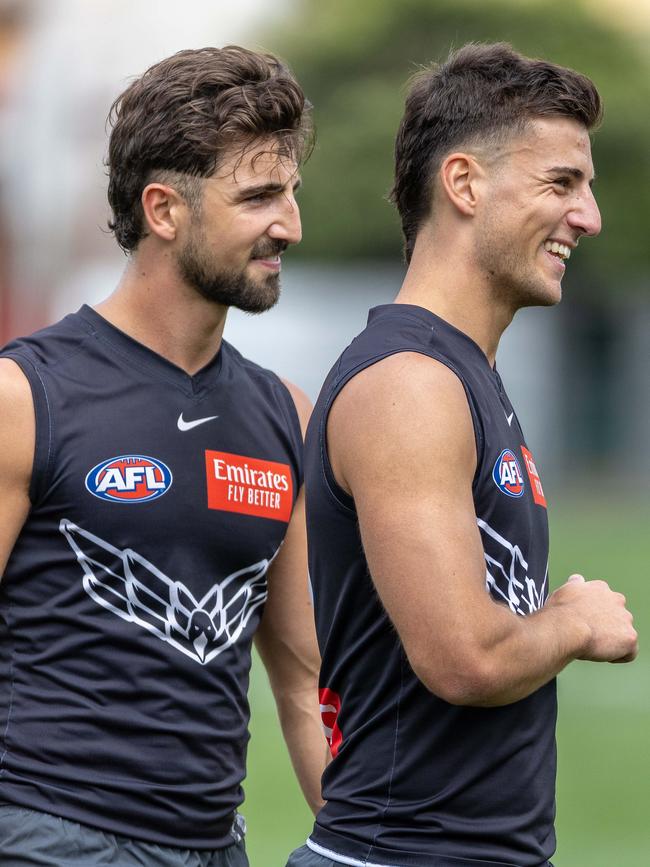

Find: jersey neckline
<box><xmin>367</xmin><ymin>303</ymin><xmax>498</xmax><ymax>374</ymax></box>
<box><xmin>76</xmin><ymin>304</ymin><xmax>224</xmax><ymax>396</ymax></box>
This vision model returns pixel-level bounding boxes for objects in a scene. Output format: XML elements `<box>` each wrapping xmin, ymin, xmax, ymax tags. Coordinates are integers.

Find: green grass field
<box><xmin>242</xmin><ymin>494</ymin><xmax>650</xmax><ymax>867</ymax></box>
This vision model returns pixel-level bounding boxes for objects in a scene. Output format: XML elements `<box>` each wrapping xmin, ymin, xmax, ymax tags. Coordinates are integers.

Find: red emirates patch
<box><xmin>205</xmin><ymin>450</ymin><xmax>293</xmax><ymax>522</ymax></box>
<box><xmin>520</xmin><ymin>446</ymin><xmax>547</xmax><ymax>508</ymax></box>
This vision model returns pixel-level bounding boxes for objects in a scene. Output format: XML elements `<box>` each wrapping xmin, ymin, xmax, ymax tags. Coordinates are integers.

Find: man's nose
<box><xmin>567</xmin><ymin>186</ymin><xmax>601</xmax><ymax>238</ymax></box>
<box><xmin>267</xmin><ymin>192</ymin><xmax>302</xmax><ymax>245</ymax></box>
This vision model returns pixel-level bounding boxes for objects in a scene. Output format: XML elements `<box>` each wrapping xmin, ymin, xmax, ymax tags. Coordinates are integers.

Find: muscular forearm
<box><xmin>457</xmin><ymin>604</ymin><xmax>588</xmax><ymax>706</ymax></box>
<box><xmin>256</xmin><ymin>617</ymin><xmax>328</xmax><ymax>813</ymax></box>
<box><xmin>410</xmin><ymin>576</ymin><xmax>636</xmax><ymax>707</ymax></box>
<box><xmin>410</xmin><ymin>603</ymin><xmax>582</xmax><ymax>707</ymax></box>
<box><xmin>273</xmin><ymin>684</ymin><xmax>328</xmax><ymax>814</ymax></box>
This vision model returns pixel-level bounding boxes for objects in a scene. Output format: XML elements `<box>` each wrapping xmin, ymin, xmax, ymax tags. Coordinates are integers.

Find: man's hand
<box><xmin>547</xmin><ymin>574</ymin><xmax>638</xmax><ymax>663</ymax></box>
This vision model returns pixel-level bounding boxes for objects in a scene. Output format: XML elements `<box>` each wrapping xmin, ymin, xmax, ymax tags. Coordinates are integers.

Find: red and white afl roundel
<box><xmin>492</xmin><ymin>449</ymin><xmax>525</xmax><ymax>498</ymax></box>
<box><xmin>85</xmin><ymin>455</ymin><xmax>173</xmax><ymax>503</ymax></box>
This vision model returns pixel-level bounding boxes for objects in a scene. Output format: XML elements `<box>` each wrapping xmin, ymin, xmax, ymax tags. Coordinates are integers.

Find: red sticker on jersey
<box><xmin>205</xmin><ymin>451</ymin><xmax>293</xmax><ymax>522</ymax></box>
<box><xmin>520</xmin><ymin>446</ymin><xmax>547</xmax><ymax>508</ymax></box>
<box><xmin>319</xmin><ymin>687</ymin><xmax>343</xmax><ymax>757</ymax></box>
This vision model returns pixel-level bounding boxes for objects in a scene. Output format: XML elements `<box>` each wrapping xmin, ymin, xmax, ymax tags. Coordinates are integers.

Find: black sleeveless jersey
<box><xmin>0</xmin><ymin>306</ymin><xmax>302</xmax><ymax>848</ymax></box>
<box><xmin>305</xmin><ymin>304</ymin><xmax>555</xmax><ymax>867</ymax></box>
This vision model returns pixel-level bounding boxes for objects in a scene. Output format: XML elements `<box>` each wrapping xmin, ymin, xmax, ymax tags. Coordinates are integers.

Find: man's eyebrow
<box><xmin>235</xmin><ymin>177</ymin><xmax>302</xmax><ymax>200</ymax></box>
<box><xmin>548</xmin><ymin>165</ymin><xmax>596</xmax><ymax>186</ymax></box>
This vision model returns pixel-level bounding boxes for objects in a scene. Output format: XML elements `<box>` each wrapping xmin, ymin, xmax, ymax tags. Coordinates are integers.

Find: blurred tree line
<box><xmin>268</xmin><ymin>0</ymin><xmax>649</xmax><ymax>297</ymax></box>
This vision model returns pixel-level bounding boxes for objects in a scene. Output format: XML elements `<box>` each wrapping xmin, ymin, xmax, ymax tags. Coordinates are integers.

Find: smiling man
<box><xmin>0</xmin><ymin>46</ymin><xmax>326</xmax><ymax>867</ymax></box>
<box><xmin>287</xmin><ymin>43</ymin><xmax>637</xmax><ymax>867</ymax></box>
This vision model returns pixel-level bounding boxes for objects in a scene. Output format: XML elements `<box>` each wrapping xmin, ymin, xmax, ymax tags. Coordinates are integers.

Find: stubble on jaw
<box><xmin>471</xmin><ymin>150</ymin><xmax>563</xmax><ymax>309</ymax></box>
<box><xmin>176</xmin><ymin>221</ymin><xmax>283</xmax><ymax>315</ymax></box>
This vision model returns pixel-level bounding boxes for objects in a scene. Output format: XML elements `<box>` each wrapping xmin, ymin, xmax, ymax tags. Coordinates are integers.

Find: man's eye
<box><xmin>553</xmin><ymin>177</ymin><xmax>571</xmax><ymax>189</ymax></box>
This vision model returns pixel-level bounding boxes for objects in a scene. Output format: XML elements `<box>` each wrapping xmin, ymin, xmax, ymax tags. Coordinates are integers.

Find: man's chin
<box><xmin>231</xmin><ymin>274</ymin><xmax>281</xmax><ymax>314</ymax></box>
<box><xmin>541</xmin><ymin>277</ymin><xmax>563</xmax><ymax>307</ymax></box>
<box><xmin>522</xmin><ymin>284</ymin><xmax>562</xmax><ymax>310</ymax></box>
<box><xmin>190</xmin><ymin>270</ymin><xmax>280</xmax><ymax>314</ymax></box>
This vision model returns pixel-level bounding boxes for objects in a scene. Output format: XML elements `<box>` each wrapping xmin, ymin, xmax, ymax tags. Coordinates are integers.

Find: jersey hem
<box><xmin>307</xmin><ymin>830</ymin><xmax>549</xmax><ymax>867</ymax></box>
<box><xmin>0</xmin><ymin>780</ymin><xmax>239</xmax><ymax>850</ymax></box>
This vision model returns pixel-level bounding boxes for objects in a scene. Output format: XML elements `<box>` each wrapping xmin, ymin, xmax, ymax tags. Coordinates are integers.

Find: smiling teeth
<box><xmin>544</xmin><ymin>241</ymin><xmax>571</xmax><ymax>259</ymax></box>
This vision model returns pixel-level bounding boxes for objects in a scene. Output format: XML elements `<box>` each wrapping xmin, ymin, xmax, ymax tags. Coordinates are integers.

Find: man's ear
<box><xmin>438</xmin><ymin>152</ymin><xmax>484</xmax><ymax>217</ymax></box>
<box><xmin>141</xmin><ymin>183</ymin><xmax>187</xmax><ymax>242</ymax></box>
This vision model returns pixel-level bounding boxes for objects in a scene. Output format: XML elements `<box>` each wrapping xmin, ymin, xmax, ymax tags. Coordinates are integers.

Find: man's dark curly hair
<box><xmin>390</xmin><ymin>42</ymin><xmax>602</xmax><ymax>263</ymax></box>
<box><xmin>106</xmin><ymin>45</ymin><xmax>313</xmax><ymax>253</ymax></box>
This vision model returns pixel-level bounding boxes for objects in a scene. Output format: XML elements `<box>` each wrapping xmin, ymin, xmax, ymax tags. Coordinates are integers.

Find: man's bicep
<box><xmin>256</xmin><ymin>487</ymin><xmax>319</xmax><ymax>683</ymax></box>
<box><xmin>328</xmin><ymin>353</ymin><xmax>491</xmax><ymax>698</ymax></box>
<box><xmin>0</xmin><ymin>359</ymin><xmax>35</xmax><ymax>576</ymax></box>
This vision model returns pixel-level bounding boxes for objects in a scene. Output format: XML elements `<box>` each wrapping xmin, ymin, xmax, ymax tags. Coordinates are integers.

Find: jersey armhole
<box><xmin>4</xmin><ymin>352</ymin><xmax>53</xmax><ymax>505</ymax></box>
<box><xmin>320</xmin><ymin>396</ymin><xmax>356</xmax><ymax>513</ymax></box>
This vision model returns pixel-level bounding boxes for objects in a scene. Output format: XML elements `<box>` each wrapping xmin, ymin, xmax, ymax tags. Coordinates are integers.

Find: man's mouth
<box><xmin>250</xmin><ymin>241</ymin><xmax>287</xmax><ymax>271</ymax></box>
<box><xmin>250</xmin><ymin>241</ymin><xmax>287</xmax><ymax>261</ymax></box>
<box><xmin>251</xmin><ymin>254</ymin><xmax>282</xmax><ymax>270</ymax></box>
<box><xmin>543</xmin><ymin>240</ymin><xmax>571</xmax><ymax>261</ymax></box>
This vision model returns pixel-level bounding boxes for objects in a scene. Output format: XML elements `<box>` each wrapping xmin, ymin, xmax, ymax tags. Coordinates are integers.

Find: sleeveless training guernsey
<box><xmin>0</xmin><ymin>305</ymin><xmax>302</xmax><ymax>848</ymax></box>
<box><xmin>305</xmin><ymin>304</ymin><xmax>555</xmax><ymax>867</ymax></box>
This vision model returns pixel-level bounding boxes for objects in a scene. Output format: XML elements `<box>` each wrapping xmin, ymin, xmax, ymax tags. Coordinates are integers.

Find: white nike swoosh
<box><xmin>505</xmin><ymin>412</ymin><xmax>514</xmax><ymax>427</ymax></box>
<box><xmin>177</xmin><ymin>413</ymin><xmax>219</xmax><ymax>432</ymax></box>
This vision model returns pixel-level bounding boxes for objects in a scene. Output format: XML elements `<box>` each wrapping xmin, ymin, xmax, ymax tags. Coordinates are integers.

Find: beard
<box><xmin>177</xmin><ymin>229</ymin><xmax>286</xmax><ymax>314</ymax></box>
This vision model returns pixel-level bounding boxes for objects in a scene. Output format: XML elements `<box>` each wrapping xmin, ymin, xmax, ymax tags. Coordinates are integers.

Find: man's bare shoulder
<box><xmin>0</xmin><ymin>357</ymin><xmax>33</xmax><ymax>418</ymax></box>
<box><xmin>0</xmin><ymin>358</ymin><xmax>34</xmax><ymax>572</ymax></box>
<box><xmin>0</xmin><ymin>357</ymin><xmax>35</xmax><ymax>462</ymax></box>
<box><xmin>328</xmin><ymin>351</ymin><xmax>476</xmax><ymax>494</ymax></box>
<box><xmin>332</xmin><ymin>350</ymin><xmax>469</xmax><ymax>434</ymax></box>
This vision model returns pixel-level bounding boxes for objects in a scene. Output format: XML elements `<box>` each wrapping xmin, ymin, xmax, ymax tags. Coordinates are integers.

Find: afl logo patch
<box><xmin>492</xmin><ymin>449</ymin><xmax>525</xmax><ymax>498</ymax></box>
<box><xmin>85</xmin><ymin>455</ymin><xmax>173</xmax><ymax>503</ymax></box>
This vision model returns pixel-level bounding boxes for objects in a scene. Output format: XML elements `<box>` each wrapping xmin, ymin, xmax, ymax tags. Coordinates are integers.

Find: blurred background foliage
<box><xmin>269</xmin><ymin>0</ymin><xmax>650</xmax><ymax>294</ymax></box>
<box><xmin>0</xmin><ymin>1</ymin><xmax>646</xmax><ymax>864</ymax></box>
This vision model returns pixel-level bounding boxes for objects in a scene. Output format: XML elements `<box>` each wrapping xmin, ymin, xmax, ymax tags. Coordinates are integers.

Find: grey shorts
<box><xmin>285</xmin><ymin>845</ymin><xmax>339</xmax><ymax>867</ymax></box>
<box><xmin>0</xmin><ymin>803</ymin><xmax>249</xmax><ymax>867</ymax></box>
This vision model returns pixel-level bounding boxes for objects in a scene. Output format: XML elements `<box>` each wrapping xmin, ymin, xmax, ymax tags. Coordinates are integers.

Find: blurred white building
<box><xmin>1</xmin><ymin>0</ymin><xmax>290</xmax><ymax>332</ymax></box>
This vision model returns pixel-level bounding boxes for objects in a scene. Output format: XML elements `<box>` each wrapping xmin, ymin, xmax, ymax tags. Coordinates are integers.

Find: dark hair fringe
<box><xmin>390</xmin><ymin>42</ymin><xmax>602</xmax><ymax>263</ymax></box>
<box><xmin>106</xmin><ymin>45</ymin><xmax>313</xmax><ymax>253</ymax></box>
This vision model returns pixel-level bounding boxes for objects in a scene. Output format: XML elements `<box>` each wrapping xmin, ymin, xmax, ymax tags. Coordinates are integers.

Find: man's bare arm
<box><xmin>0</xmin><ymin>358</ymin><xmax>34</xmax><ymax>579</ymax></box>
<box><xmin>255</xmin><ymin>380</ymin><xmax>327</xmax><ymax>814</ymax></box>
<box><xmin>328</xmin><ymin>352</ymin><xmax>637</xmax><ymax>707</ymax></box>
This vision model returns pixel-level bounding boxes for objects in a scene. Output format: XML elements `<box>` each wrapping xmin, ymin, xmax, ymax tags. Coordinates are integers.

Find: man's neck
<box><xmin>394</xmin><ymin>233</ymin><xmax>515</xmax><ymax>367</ymax></box>
<box><xmin>94</xmin><ymin>256</ymin><xmax>229</xmax><ymax>376</ymax></box>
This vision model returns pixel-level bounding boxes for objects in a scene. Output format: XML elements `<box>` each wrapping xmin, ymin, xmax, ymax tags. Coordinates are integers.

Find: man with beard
<box><xmin>287</xmin><ymin>43</ymin><xmax>637</xmax><ymax>867</ymax></box>
<box><xmin>0</xmin><ymin>46</ymin><xmax>326</xmax><ymax>866</ymax></box>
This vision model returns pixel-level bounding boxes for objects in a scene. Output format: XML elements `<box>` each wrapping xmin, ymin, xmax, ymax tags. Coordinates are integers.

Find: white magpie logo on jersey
<box><xmin>492</xmin><ymin>449</ymin><xmax>525</xmax><ymax>498</ymax></box>
<box><xmin>477</xmin><ymin>517</ymin><xmax>547</xmax><ymax>615</ymax></box>
<box><xmin>85</xmin><ymin>455</ymin><xmax>173</xmax><ymax>503</ymax></box>
<box><xmin>59</xmin><ymin>519</ymin><xmax>273</xmax><ymax>664</ymax></box>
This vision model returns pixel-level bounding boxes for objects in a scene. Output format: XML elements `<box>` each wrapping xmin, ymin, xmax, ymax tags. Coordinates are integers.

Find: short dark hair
<box><xmin>390</xmin><ymin>42</ymin><xmax>602</xmax><ymax>262</ymax></box>
<box><xmin>107</xmin><ymin>45</ymin><xmax>313</xmax><ymax>253</ymax></box>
